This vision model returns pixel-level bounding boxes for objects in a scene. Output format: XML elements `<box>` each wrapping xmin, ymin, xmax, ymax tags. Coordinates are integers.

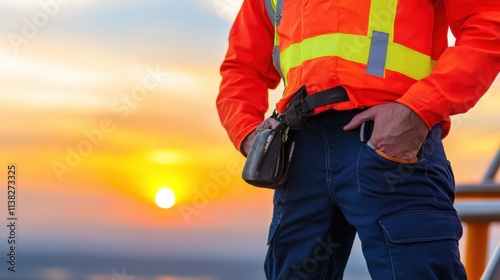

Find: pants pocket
<box><xmin>374</xmin><ymin>148</ymin><xmax>418</xmax><ymax>164</ymax></box>
<box><xmin>379</xmin><ymin>211</ymin><xmax>466</xmax><ymax>280</ymax></box>
<box><xmin>356</xmin><ymin>143</ymin><xmax>433</xmax><ymax>197</ymax></box>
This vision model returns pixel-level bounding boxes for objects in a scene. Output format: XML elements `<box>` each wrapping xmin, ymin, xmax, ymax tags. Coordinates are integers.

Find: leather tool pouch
<box><xmin>242</xmin><ymin>86</ymin><xmax>348</xmax><ymax>189</ymax></box>
<box><xmin>242</xmin><ymin>118</ymin><xmax>295</xmax><ymax>189</ymax></box>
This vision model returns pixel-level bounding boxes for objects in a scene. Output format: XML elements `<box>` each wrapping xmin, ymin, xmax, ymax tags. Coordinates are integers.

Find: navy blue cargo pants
<box><xmin>264</xmin><ymin>109</ymin><xmax>467</xmax><ymax>280</ymax></box>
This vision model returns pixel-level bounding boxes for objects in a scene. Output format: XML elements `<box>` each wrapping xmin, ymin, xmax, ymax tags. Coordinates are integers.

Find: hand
<box><xmin>241</xmin><ymin>117</ymin><xmax>278</xmax><ymax>156</ymax></box>
<box><xmin>343</xmin><ymin>103</ymin><xmax>429</xmax><ymax>160</ymax></box>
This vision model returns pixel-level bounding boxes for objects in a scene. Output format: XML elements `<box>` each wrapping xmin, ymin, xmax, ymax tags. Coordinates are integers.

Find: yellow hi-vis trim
<box><xmin>271</xmin><ymin>0</ymin><xmax>434</xmax><ymax>84</ymax></box>
<box><xmin>279</xmin><ymin>33</ymin><xmax>433</xmax><ymax>82</ymax></box>
<box><xmin>272</xmin><ymin>0</ymin><xmax>279</xmax><ymax>46</ymax></box>
<box><xmin>368</xmin><ymin>0</ymin><xmax>397</xmax><ymax>41</ymax></box>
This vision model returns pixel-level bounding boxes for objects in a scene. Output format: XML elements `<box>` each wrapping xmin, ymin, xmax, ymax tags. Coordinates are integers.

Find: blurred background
<box><xmin>0</xmin><ymin>1</ymin><xmax>498</xmax><ymax>279</ymax></box>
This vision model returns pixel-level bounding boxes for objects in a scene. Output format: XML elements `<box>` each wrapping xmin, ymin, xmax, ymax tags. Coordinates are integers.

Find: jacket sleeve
<box><xmin>396</xmin><ymin>0</ymin><xmax>500</xmax><ymax>135</ymax></box>
<box><xmin>216</xmin><ymin>0</ymin><xmax>281</xmax><ymax>153</ymax></box>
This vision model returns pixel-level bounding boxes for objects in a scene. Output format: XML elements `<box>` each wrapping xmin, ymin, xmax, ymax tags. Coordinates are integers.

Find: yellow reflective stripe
<box><xmin>280</xmin><ymin>34</ymin><xmax>367</xmax><ymax>80</ymax></box>
<box><xmin>386</xmin><ymin>43</ymin><xmax>433</xmax><ymax>80</ymax></box>
<box><xmin>276</xmin><ymin>0</ymin><xmax>433</xmax><ymax>83</ymax></box>
<box><xmin>366</xmin><ymin>0</ymin><xmax>397</xmax><ymax>77</ymax></box>
<box><xmin>280</xmin><ymin>34</ymin><xmax>365</xmax><ymax>73</ymax></box>
<box><xmin>368</xmin><ymin>0</ymin><xmax>397</xmax><ymax>41</ymax></box>
<box><xmin>280</xmin><ymin>34</ymin><xmax>433</xmax><ymax>81</ymax></box>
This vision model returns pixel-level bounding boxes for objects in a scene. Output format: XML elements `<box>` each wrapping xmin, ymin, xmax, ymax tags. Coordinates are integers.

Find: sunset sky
<box><xmin>0</xmin><ymin>0</ymin><xmax>499</xmax><ymax>274</ymax></box>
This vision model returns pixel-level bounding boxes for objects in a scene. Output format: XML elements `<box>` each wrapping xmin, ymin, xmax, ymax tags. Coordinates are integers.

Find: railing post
<box><xmin>481</xmin><ymin>240</ymin><xmax>500</xmax><ymax>280</ymax></box>
<box><xmin>461</xmin><ymin>147</ymin><xmax>500</xmax><ymax>279</ymax></box>
<box><xmin>483</xmin><ymin>148</ymin><xmax>500</xmax><ymax>183</ymax></box>
<box><xmin>466</xmin><ymin>222</ymin><xmax>490</xmax><ymax>280</ymax></box>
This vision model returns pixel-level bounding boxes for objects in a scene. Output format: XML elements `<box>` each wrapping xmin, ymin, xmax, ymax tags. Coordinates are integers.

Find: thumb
<box><xmin>343</xmin><ymin>108</ymin><xmax>375</xmax><ymax>131</ymax></box>
<box><xmin>267</xmin><ymin>118</ymin><xmax>278</xmax><ymax>128</ymax></box>
<box><xmin>256</xmin><ymin>117</ymin><xmax>277</xmax><ymax>132</ymax></box>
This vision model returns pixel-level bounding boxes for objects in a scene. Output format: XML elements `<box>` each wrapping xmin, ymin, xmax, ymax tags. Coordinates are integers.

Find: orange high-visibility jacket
<box><xmin>217</xmin><ymin>0</ymin><xmax>500</xmax><ymax>152</ymax></box>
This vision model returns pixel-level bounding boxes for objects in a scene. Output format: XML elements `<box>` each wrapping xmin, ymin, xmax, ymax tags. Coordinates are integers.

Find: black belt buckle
<box><xmin>285</xmin><ymin>86</ymin><xmax>349</xmax><ymax>130</ymax></box>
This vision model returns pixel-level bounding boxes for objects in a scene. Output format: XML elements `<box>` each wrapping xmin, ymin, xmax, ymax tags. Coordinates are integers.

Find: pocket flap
<box><xmin>380</xmin><ymin>211</ymin><xmax>462</xmax><ymax>244</ymax></box>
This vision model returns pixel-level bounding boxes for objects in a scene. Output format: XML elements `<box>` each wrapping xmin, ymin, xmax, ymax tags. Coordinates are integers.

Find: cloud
<box><xmin>0</xmin><ymin>0</ymin><xmax>39</xmax><ymax>10</ymax></box>
<box><xmin>0</xmin><ymin>0</ymin><xmax>152</xmax><ymax>11</ymax></box>
<box><xmin>0</xmin><ymin>48</ymin><xmax>119</xmax><ymax>108</ymax></box>
<box><xmin>0</xmin><ymin>50</ymin><xmax>113</xmax><ymax>84</ymax></box>
<box><xmin>198</xmin><ymin>0</ymin><xmax>243</xmax><ymax>22</ymax></box>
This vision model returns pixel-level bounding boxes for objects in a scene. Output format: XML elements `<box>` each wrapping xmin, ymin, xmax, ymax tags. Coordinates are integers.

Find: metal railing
<box><xmin>482</xmin><ymin>241</ymin><xmax>500</xmax><ymax>280</ymax></box>
<box><xmin>455</xmin><ymin>147</ymin><xmax>500</xmax><ymax>280</ymax></box>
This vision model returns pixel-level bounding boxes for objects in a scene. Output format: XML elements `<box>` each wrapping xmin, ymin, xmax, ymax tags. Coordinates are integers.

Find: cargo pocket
<box><xmin>444</xmin><ymin>160</ymin><xmax>456</xmax><ymax>191</ymax></box>
<box><xmin>265</xmin><ymin>217</ymin><xmax>280</xmax><ymax>279</ymax></box>
<box><xmin>267</xmin><ymin>219</ymin><xmax>279</xmax><ymax>245</ymax></box>
<box><xmin>265</xmin><ymin>189</ymin><xmax>286</xmax><ymax>279</ymax></box>
<box><xmin>267</xmin><ymin>188</ymin><xmax>286</xmax><ymax>245</ymax></box>
<box><xmin>379</xmin><ymin>211</ymin><xmax>464</xmax><ymax>279</ymax></box>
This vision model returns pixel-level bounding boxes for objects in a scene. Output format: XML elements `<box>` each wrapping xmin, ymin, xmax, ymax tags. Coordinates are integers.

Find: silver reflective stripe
<box><xmin>264</xmin><ymin>0</ymin><xmax>275</xmax><ymax>25</ymax></box>
<box><xmin>274</xmin><ymin>0</ymin><xmax>285</xmax><ymax>81</ymax></box>
<box><xmin>273</xmin><ymin>45</ymin><xmax>285</xmax><ymax>80</ymax></box>
<box><xmin>275</xmin><ymin>0</ymin><xmax>284</xmax><ymax>26</ymax></box>
<box><xmin>366</xmin><ymin>31</ymin><xmax>389</xmax><ymax>77</ymax></box>
<box><xmin>265</xmin><ymin>0</ymin><xmax>286</xmax><ymax>82</ymax></box>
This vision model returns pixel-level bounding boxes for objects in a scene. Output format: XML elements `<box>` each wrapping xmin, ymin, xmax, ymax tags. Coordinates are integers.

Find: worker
<box><xmin>216</xmin><ymin>0</ymin><xmax>500</xmax><ymax>279</ymax></box>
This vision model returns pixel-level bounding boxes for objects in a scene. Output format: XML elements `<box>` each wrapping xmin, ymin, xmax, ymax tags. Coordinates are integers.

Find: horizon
<box><xmin>0</xmin><ymin>1</ymin><xmax>498</xmax><ymax>279</ymax></box>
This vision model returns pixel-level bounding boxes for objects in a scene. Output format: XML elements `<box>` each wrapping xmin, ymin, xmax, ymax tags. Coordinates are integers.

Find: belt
<box><xmin>285</xmin><ymin>86</ymin><xmax>349</xmax><ymax>129</ymax></box>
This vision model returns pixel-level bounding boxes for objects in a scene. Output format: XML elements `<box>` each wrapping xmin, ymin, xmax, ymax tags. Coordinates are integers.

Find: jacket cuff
<box><xmin>396</xmin><ymin>82</ymin><xmax>447</xmax><ymax>130</ymax></box>
<box><xmin>233</xmin><ymin>121</ymin><xmax>261</xmax><ymax>156</ymax></box>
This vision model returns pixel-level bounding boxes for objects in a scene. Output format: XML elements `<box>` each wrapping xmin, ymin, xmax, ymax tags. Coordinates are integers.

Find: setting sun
<box><xmin>155</xmin><ymin>188</ymin><xmax>176</xmax><ymax>209</ymax></box>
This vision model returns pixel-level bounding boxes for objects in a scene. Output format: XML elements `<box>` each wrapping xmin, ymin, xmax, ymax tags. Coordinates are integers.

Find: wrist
<box><xmin>240</xmin><ymin>131</ymin><xmax>256</xmax><ymax>157</ymax></box>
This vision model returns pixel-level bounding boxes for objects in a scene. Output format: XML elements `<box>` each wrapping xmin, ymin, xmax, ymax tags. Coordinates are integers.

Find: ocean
<box><xmin>2</xmin><ymin>246</ymin><xmax>370</xmax><ymax>280</ymax></box>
